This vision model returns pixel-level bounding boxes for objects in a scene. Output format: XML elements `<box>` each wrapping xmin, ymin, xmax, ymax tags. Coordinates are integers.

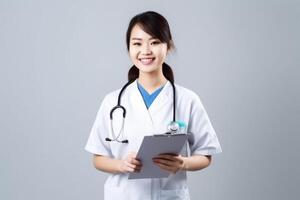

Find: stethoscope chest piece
<box><xmin>167</xmin><ymin>121</ymin><xmax>180</xmax><ymax>133</ymax></box>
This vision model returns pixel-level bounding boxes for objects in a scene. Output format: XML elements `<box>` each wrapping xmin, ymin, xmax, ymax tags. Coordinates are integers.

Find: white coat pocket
<box><xmin>160</xmin><ymin>188</ymin><xmax>190</xmax><ymax>200</ymax></box>
<box><xmin>104</xmin><ymin>184</ymin><xmax>125</xmax><ymax>200</ymax></box>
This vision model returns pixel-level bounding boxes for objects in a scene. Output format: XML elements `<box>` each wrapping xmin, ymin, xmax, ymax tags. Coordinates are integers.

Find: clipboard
<box><xmin>128</xmin><ymin>133</ymin><xmax>188</xmax><ymax>179</ymax></box>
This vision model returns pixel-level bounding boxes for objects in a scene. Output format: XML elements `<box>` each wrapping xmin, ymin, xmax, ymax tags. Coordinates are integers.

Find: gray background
<box><xmin>1</xmin><ymin>0</ymin><xmax>299</xmax><ymax>199</ymax></box>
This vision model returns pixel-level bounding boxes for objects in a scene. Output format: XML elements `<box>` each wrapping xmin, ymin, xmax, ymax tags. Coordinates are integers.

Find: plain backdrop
<box><xmin>1</xmin><ymin>0</ymin><xmax>299</xmax><ymax>199</ymax></box>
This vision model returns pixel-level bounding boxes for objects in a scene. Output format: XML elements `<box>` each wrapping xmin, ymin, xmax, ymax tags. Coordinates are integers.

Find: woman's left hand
<box><xmin>152</xmin><ymin>154</ymin><xmax>185</xmax><ymax>174</ymax></box>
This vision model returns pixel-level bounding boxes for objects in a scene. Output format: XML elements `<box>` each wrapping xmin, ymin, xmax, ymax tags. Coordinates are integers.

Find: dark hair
<box><xmin>126</xmin><ymin>11</ymin><xmax>175</xmax><ymax>83</ymax></box>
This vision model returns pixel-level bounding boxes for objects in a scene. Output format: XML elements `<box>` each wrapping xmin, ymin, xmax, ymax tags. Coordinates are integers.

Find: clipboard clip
<box><xmin>153</xmin><ymin>132</ymin><xmax>172</xmax><ymax>137</ymax></box>
<box><xmin>154</xmin><ymin>132</ymin><xmax>187</xmax><ymax>137</ymax></box>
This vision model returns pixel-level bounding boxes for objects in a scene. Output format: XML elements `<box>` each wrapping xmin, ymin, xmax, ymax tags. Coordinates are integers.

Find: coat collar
<box><xmin>127</xmin><ymin>79</ymin><xmax>173</xmax><ymax>125</ymax></box>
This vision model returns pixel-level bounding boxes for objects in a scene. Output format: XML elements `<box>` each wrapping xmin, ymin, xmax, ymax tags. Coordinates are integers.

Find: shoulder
<box><xmin>93</xmin><ymin>88</ymin><xmax>122</xmax><ymax>116</ymax></box>
<box><xmin>103</xmin><ymin>88</ymin><xmax>121</xmax><ymax>102</ymax></box>
<box><xmin>174</xmin><ymin>83</ymin><xmax>205</xmax><ymax>109</ymax></box>
<box><xmin>97</xmin><ymin>88</ymin><xmax>123</xmax><ymax>111</ymax></box>
<box><xmin>175</xmin><ymin>83</ymin><xmax>201</xmax><ymax>101</ymax></box>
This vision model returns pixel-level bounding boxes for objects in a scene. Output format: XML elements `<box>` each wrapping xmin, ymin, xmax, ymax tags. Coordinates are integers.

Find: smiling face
<box><xmin>129</xmin><ymin>24</ymin><xmax>168</xmax><ymax>75</ymax></box>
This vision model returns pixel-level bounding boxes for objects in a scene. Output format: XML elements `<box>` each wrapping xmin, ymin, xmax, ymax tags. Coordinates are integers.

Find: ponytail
<box><xmin>127</xmin><ymin>65</ymin><xmax>139</xmax><ymax>82</ymax></box>
<box><xmin>162</xmin><ymin>62</ymin><xmax>174</xmax><ymax>83</ymax></box>
<box><xmin>127</xmin><ymin>62</ymin><xmax>174</xmax><ymax>83</ymax></box>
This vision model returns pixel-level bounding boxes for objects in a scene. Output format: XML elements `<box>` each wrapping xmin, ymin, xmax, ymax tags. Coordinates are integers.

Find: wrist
<box><xmin>180</xmin><ymin>156</ymin><xmax>188</xmax><ymax>171</ymax></box>
<box><xmin>116</xmin><ymin>159</ymin><xmax>124</xmax><ymax>174</ymax></box>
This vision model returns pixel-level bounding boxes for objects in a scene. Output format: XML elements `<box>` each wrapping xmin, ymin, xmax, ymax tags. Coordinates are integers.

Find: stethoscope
<box><xmin>105</xmin><ymin>79</ymin><xmax>180</xmax><ymax>144</ymax></box>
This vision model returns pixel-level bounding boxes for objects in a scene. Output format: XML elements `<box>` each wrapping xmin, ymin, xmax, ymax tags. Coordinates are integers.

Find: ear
<box><xmin>166</xmin><ymin>48</ymin><xmax>171</xmax><ymax>55</ymax></box>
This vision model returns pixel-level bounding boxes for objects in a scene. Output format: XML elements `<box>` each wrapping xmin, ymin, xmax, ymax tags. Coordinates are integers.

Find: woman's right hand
<box><xmin>118</xmin><ymin>152</ymin><xmax>142</xmax><ymax>173</ymax></box>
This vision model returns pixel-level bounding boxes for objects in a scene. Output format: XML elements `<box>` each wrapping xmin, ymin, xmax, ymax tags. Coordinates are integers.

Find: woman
<box><xmin>85</xmin><ymin>11</ymin><xmax>222</xmax><ymax>200</ymax></box>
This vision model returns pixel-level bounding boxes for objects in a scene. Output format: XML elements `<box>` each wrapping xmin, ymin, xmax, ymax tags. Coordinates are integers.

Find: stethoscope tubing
<box><xmin>106</xmin><ymin>78</ymin><xmax>176</xmax><ymax>143</ymax></box>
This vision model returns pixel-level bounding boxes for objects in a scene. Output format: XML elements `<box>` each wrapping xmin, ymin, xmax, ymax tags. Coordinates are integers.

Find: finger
<box><xmin>129</xmin><ymin>155</ymin><xmax>142</xmax><ymax>164</ymax></box>
<box><xmin>127</xmin><ymin>156</ymin><xmax>140</xmax><ymax>164</ymax></box>
<box><xmin>132</xmin><ymin>162</ymin><xmax>142</xmax><ymax>170</ymax></box>
<box><xmin>125</xmin><ymin>165</ymin><xmax>134</xmax><ymax>172</ymax></box>
<box><xmin>126</xmin><ymin>157</ymin><xmax>136</xmax><ymax>164</ymax></box>
<box><xmin>134</xmin><ymin>165</ymin><xmax>142</xmax><ymax>170</ymax></box>
<box><xmin>125</xmin><ymin>161</ymin><xmax>143</xmax><ymax>171</ymax></box>
<box><xmin>128</xmin><ymin>152</ymin><xmax>137</xmax><ymax>158</ymax></box>
<box><xmin>153</xmin><ymin>158</ymin><xmax>174</xmax><ymax>167</ymax></box>
<box><xmin>154</xmin><ymin>162</ymin><xmax>176</xmax><ymax>173</ymax></box>
<box><xmin>154</xmin><ymin>158</ymin><xmax>183</xmax><ymax>170</ymax></box>
<box><xmin>153</xmin><ymin>154</ymin><xmax>178</xmax><ymax>162</ymax></box>
<box><xmin>130</xmin><ymin>158</ymin><xmax>142</xmax><ymax>166</ymax></box>
<box><xmin>159</xmin><ymin>153</ymin><xmax>178</xmax><ymax>156</ymax></box>
<box><xmin>155</xmin><ymin>155</ymin><xmax>183</xmax><ymax>166</ymax></box>
<box><xmin>134</xmin><ymin>168</ymin><xmax>141</xmax><ymax>173</ymax></box>
<box><xmin>125</xmin><ymin>161</ymin><xmax>137</xmax><ymax>169</ymax></box>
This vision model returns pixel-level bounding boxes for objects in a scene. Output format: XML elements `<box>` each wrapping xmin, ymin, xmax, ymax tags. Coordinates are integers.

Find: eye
<box><xmin>132</xmin><ymin>42</ymin><xmax>141</xmax><ymax>46</ymax></box>
<box><xmin>151</xmin><ymin>41</ymin><xmax>161</xmax><ymax>45</ymax></box>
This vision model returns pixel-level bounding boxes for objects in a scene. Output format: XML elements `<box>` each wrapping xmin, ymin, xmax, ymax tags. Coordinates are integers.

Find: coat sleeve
<box><xmin>84</xmin><ymin>95</ymin><xmax>113</xmax><ymax>157</ymax></box>
<box><xmin>187</xmin><ymin>94</ymin><xmax>222</xmax><ymax>156</ymax></box>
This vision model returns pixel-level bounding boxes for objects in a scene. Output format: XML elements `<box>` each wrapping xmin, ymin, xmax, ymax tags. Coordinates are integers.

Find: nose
<box><xmin>141</xmin><ymin>43</ymin><xmax>152</xmax><ymax>55</ymax></box>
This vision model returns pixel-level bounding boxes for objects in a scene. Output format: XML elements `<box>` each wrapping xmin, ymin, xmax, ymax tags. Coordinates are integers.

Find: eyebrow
<box><xmin>131</xmin><ymin>37</ymin><xmax>157</xmax><ymax>41</ymax></box>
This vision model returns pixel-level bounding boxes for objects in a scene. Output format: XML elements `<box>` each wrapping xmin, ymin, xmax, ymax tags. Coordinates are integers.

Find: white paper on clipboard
<box><xmin>128</xmin><ymin>133</ymin><xmax>188</xmax><ymax>180</ymax></box>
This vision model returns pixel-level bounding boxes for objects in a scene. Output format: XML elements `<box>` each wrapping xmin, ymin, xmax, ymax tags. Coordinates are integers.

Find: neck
<box><xmin>138</xmin><ymin>69</ymin><xmax>167</xmax><ymax>93</ymax></box>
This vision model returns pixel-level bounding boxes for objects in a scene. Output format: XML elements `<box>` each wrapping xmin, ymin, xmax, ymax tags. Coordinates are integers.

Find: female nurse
<box><xmin>85</xmin><ymin>11</ymin><xmax>222</xmax><ymax>200</ymax></box>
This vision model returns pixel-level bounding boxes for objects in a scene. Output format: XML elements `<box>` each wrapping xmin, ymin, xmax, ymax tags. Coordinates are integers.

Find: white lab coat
<box><xmin>85</xmin><ymin>80</ymin><xmax>222</xmax><ymax>200</ymax></box>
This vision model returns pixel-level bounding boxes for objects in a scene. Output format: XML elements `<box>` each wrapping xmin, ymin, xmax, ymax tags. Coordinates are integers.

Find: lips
<box><xmin>139</xmin><ymin>57</ymin><xmax>155</xmax><ymax>65</ymax></box>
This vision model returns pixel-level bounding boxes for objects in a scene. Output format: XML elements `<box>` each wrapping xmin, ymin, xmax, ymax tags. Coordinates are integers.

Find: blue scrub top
<box><xmin>137</xmin><ymin>81</ymin><xmax>164</xmax><ymax>109</ymax></box>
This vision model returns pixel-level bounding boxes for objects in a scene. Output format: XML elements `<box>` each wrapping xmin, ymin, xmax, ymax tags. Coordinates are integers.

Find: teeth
<box><xmin>139</xmin><ymin>58</ymin><xmax>154</xmax><ymax>65</ymax></box>
<box><xmin>141</xmin><ymin>58</ymin><xmax>153</xmax><ymax>61</ymax></box>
